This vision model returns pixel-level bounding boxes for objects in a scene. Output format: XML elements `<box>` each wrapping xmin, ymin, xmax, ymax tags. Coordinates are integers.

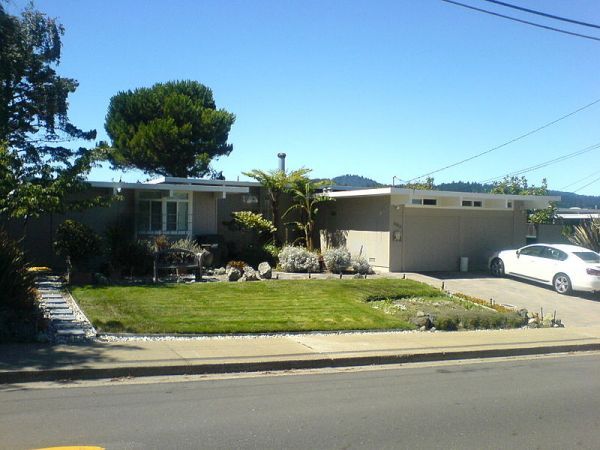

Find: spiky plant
<box><xmin>567</xmin><ymin>218</ymin><xmax>600</xmax><ymax>253</ymax></box>
<box><xmin>0</xmin><ymin>230</ymin><xmax>37</xmax><ymax>310</ymax></box>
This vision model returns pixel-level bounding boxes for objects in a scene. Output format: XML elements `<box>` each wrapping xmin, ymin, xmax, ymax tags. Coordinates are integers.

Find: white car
<box><xmin>489</xmin><ymin>243</ymin><xmax>600</xmax><ymax>295</ymax></box>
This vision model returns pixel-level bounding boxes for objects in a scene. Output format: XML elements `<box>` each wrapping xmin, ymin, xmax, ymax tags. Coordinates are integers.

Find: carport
<box><xmin>318</xmin><ymin>187</ymin><xmax>558</xmax><ymax>272</ymax></box>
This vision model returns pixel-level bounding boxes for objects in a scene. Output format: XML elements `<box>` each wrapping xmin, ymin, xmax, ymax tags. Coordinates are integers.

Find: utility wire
<box><xmin>406</xmin><ymin>97</ymin><xmax>600</xmax><ymax>182</ymax></box>
<box><xmin>573</xmin><ymin>175</ymin><xmax>600</xmax><ymax>193</ymax></box>
<box><xmin>481</xmin><ymin>142</ymin><xmax>600</xmax><ymax>184</ymax></box>
<box><xmin>560</xmin><ymin>169</ymin><xmax>600</xmax><ymax>191</ymax></box>
<box><xmin>482</xmin><ymin>0</ymin><xmax>600</xmax><ymax>30</ymax></box>
<box><xmin>441</xmin><ymin>0</ymin><xmax>600</xmax><ymax>42</ymax></box>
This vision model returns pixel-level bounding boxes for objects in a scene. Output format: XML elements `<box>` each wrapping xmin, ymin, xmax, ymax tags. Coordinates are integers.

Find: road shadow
<box><xmin>420</xmin><ymin>271</ymin><xmax>495</xmax><ymax>280</ymax></box>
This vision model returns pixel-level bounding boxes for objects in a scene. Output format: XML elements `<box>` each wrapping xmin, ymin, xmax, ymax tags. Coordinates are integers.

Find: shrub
<box><xmin>278</xmin><ymin>246</ymin><xmax>320</xmax><ymax>273</ymax></box>
<box><xmin>226</xmin><ymin>260</ymin><xmax>247</xmax><ymax>272</ymax></box>
<box><xmin>567</xmin><ymin>218</ymin><xmax>600</xmax><ymax>252</ymax></box>
<box><xmin>54</xmin><ymin>220</ymin><xmax>102</xmax><ymax>270</ymax></box>
<box><xmin>323</xmin><ymin>247</ymin><xmax>351</xmax><ymax>273</ymax></box>
<box><xmin>105</xmin><ymin>224</ymin><xmax>153</xmax><ymax>276</ymax></box>
<box><xmin>0</xmin><ymin>230</ymin><xmax>40</xmax><ymax>342</ymax></box>
<box><xmin>351</xmin><ymin>255</ymin><xmax>373</xmax><ymax>275</ymax></box>
<box><xmin>170</xmin><ymin>238</ymin><xmax>203</xmax><ymax>254</ymax></box>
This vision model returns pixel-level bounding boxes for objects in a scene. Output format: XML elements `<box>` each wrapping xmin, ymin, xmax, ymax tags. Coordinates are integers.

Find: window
<box><xmin>137</xmin><ymin>190</ymin><xmax>190</xmax><ymax>234</ymax></box>
<box><xmin>423</xmin><ymin>198</ymin><xmax>437</xmax><ymax>206</ymax></box>
<box><xmin>542</xmin><ymin>247</ymin><xmax>567</xmax><ymax>261</ymax></box>
<box><xmin>574</xmin><ymin>251</ymin><xmax>600</xmax><ymax>263</ymax></box>
<box><xmin>519</xmin><ymin>246</ymin><xmax>544</xmax><ymax>257</ymax></box>
<box><xmin>462</xmin><ymin>200</ymin><xmax>482</xmax><ymax>207</ymax></box>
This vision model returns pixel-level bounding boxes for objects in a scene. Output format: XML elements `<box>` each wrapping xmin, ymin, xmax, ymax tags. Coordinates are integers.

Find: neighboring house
<box><xmin>318</xmin><ymin>187</ymin><xmax>559</xmax><ymax>272</ymax></box>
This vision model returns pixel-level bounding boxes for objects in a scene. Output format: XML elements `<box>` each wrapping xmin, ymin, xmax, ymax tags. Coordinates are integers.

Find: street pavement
<box><xmin>2</xmin><ymin>353</ymin><xmax>600</xmax><ymax>449</ymax></box>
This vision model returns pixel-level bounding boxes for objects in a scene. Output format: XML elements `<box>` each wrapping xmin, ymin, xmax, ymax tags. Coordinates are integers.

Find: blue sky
<box><xmin>8</xmin><ymin>0</ymin><xmax>600</xmax><ymax>194</ymax></box>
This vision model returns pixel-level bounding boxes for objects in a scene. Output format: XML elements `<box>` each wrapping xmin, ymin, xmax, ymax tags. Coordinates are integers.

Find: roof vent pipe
<box><xmin>277</xmin><ymin>153</ymin><xmax>286</xmax><ymax>172</ymax></box>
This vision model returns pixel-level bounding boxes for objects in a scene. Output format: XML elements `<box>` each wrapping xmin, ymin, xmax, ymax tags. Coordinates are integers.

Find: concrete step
<box><xmin>42</xmin><ymin>299</ymin><xmax>67</xmax><ymax>305</ymax></box>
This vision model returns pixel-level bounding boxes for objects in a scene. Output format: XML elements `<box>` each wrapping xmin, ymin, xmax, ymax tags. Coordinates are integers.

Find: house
<box><xmin>318</xmin><ymin>187</ymin><xmax>559</xmax><ymax>272</ymax></box>
<box><xmin>4</xmin><ymin>177</ymin><xmax>271</xmax><ymax>267</ymax></box>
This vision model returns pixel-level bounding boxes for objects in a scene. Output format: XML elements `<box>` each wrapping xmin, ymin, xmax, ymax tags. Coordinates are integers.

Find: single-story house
<box><xmin>3</xmin><ymin>176</ymin><xmax>277</xmax><ymax>267</ymax></box>
<box><xmin>318</xmin><ymin>187</ymin><xmax>559</xmax><ymax>272</ymax></box>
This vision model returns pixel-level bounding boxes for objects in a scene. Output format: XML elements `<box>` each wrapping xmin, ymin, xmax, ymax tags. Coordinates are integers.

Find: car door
<box><xmin>512</xmin><ymin>245</ymin><xmax>546</xmax><ymax>280</ymax></box>
<box><xmin>539</xmin><ymin>247</ymin><xmax>568</xmax><ymax>282</ymax></box>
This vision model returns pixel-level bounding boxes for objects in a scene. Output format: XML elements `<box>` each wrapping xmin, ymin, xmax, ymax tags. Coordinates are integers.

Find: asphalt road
<box><xmin>2</xmin><ymin>354</ymin><xmax>600</xmax><ymax>450</ymax></box>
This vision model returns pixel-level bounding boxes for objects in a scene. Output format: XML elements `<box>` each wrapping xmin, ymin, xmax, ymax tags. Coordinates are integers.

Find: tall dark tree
<box><xmin>0</xmin><ymin>3</ymin><xmax>105</xmax><ymax>220</ymax></box>
<box><xmin>105</xmin><ymin>80</ymin><xmax>235</xmax><ymax>177</ymax></box>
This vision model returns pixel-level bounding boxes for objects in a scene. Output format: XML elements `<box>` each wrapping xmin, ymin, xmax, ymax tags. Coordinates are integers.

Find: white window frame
<box><xmin>135</xmin><ymin>190</ymin><xmax>193</xmax><ymax>237</ymax></box>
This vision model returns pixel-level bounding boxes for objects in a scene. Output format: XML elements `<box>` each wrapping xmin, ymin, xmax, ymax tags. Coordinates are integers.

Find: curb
<box><xmin>2</xmin><ymin>342</ymin><xmax>600</xmax><ymax>384</ymax></box>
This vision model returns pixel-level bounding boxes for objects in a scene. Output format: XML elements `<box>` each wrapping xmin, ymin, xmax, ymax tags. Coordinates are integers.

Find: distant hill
<box><xmin>326</xmin><ymin>175</ymin><xmax>600</xmax><ymax>208</ymax></box>
<box><xmin>328</xmin><ymin>174</ymin><xmax>383</xmax><ymax>188</ymax></box>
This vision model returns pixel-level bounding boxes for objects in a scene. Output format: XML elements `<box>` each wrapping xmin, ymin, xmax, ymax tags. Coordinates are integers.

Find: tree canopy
<box><xmin>490</xmin><ymin>176</ymin><xmax>548</xmax><ymax>196</ymax></box>
<box><xmin>0</xmin><ymin>3</ymin><xmax>105</xmax><ymax>220</ymax></box>
<box><xmin>105</xmin><ymin>80</ymin><xmax>235</xmax><ymax>178</ymax></box>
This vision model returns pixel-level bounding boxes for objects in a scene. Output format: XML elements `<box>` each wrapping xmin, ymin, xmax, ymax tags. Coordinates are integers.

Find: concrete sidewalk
<box><xmin>2</xmin><ymin>327</ymin><xmax>600</xmax><ymax>383</ymax></box>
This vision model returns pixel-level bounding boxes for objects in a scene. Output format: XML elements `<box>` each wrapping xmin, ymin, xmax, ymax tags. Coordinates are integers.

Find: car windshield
<box><xmin>573</xmin><ymin>251</ymin><xmax>600</xmax><ymax>263</ymax></box>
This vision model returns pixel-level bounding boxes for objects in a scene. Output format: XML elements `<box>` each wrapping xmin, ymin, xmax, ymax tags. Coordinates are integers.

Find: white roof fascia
<box><xmin>159</xmin><ymin>176</ymin><xmax>261</xmax><ymax>187</ymax></box>
<box><xmin>326</xmin><ymin>187</ymin><xmax>559</xmax><ymax>206</ymax></box>
<box><xmin>88</xmin><ymin>181</ymin><xmax>249</xmax><ymax>194</ymax></box>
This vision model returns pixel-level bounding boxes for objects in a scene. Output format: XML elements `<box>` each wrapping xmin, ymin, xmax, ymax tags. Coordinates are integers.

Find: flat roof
<box><xmin>89</xmin><ymin>181</ymin><xmax>249</xmax><ymax>194</ymax></box>
<box><xmin>326</xmin><ymin>187</ymin><xmax>560</xmax><ymax>208</ymax></box>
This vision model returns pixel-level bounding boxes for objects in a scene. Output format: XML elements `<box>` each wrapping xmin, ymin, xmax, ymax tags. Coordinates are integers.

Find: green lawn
<box><xmin>72</xmin><ymin>279</ymin><xmax>442</xmax><ymax>334</ymax></box>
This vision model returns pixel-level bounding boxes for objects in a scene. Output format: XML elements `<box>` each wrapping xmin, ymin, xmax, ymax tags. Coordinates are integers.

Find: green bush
<box><xmin>434</xmin><ymin>310</ymin><xmax>525</xmax><ymax>331</ymax></box>
<box><xmin>54</xmin><ymin>220</ymin><xmax>102</xmax><ymax>269</ymax></box>
<box><xmin>0</xmin><ymin>230</ymin><xmax>40</xmax><ymax>342</ymax></box>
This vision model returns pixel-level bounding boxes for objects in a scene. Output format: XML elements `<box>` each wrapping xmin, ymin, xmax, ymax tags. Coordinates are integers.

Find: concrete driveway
<box><xmin>402</xmin><ymin>272</ymin><xmax>600</xmax><ymax>328</ymax></box>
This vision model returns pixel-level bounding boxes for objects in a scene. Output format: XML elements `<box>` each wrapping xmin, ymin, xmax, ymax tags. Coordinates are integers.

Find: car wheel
<box><xmin>553</xmin><ymin>273</ymin><xmax>572</xmax><ymax>295</ymax></box>
<box><xmin>490</xmin><ymin>258</ymin><xmax>505</xmax><ymax>277</ymax></box>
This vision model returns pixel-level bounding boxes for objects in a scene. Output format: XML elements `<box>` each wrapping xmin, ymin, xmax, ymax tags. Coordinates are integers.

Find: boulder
<box><xmin>412</xmin><ymin>315</ymin><xmax>432</xmax><ymax>329</ymax></box>
<box><xmin>243</xmin><ymin>266</ymin><xmax>259</xmax><ymax>281</ymax></box>
<box><xmin>226</xmin><ymin>267</ymin><xmax>241</xmax><ymax>282</ymax></box>
<box><xmin>214</xmin><ymin>267</ymin><xmax>226</xmax><ymax>276</ymax></box>
<box><xmin>258</xmin><ymin>262</ymin><xmax>272</xmax><ymax>279</ymax></box>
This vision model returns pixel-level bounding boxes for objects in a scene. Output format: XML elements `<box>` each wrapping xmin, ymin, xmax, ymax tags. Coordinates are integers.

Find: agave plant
<box><xmin>567</xmin><ymin>218</ymin><xmax>600</xmax><ymax>253</ymax></box>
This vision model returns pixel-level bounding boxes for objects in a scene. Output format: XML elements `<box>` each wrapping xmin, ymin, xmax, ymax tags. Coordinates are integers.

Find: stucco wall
<box><xmin>399</xmin><ymin>207</ymin><xmax>526</xmax><ymax>272</ymax></box>
<box><xmin>318</xmin><ymin>196</ymin><xmax>391</xmax><ymax>269</ymax></box>
<box><xmin>192</xmin><ymin>192</ymin><xmax>218</xmax><ymax>235</ymax></box>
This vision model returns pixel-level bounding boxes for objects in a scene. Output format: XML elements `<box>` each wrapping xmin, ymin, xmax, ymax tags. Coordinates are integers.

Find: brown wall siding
<box><xmin>192</xmin><ymin>192</ymin><xmax>218</xmax><ymax>235</ymax></box>
<box><xmin>1</xmin><ymin>188</ymin><xmax>134</xmax><ymax>268</ymax></box>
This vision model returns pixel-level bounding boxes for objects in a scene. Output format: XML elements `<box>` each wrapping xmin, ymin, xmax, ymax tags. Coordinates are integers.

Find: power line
<box><xmin>441</xmin><ymin>0</ymin><xmax>600</xmax><ymax>42</ymax></box>
<box><xmin>482</xmin><ymin>0</ymin><xmax>600</xmax><ymax>30</ymax></box>
<box><xmin>560</xmin><ymin>169</ymin><xmax>600</xmax><ymax>191</ymax></box>
<box><xmin>481</xmin><ymin>142</ymin><xmax>600</xmax><ymax>184</ymax></box>
<box><xmin>406</xmin><ymin>97</ymin><xmax>600</xmax><ymax>182</ymax></box>
<box><xmin>573</xmin><ymin>175</ymin><xmax>600</xmax><ymax>193</ymax></box>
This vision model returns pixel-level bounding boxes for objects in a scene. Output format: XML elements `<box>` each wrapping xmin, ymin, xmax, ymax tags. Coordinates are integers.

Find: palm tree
<box><xmin>243</xmin><ymin>167</ymin><xmax>311</xmax><ymax>246</ymax></box>
<box><xmin>283</xmin><ymin>178</ymin><xmax>333</xmax><ymax>251</ymax></box>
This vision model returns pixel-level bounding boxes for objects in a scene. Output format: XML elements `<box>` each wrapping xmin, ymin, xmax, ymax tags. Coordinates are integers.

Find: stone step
<box><xmin>45</xmin><ymin>303</ymin><xmax>69</xmax><ymax>309</ymax></box>
<box><xmin>55</xmin><ymin>328</ymin><xmax>86</xmax><ymax>337</ymax></box>
<box><xmin>48</xmin><ymin>309</ymin><xmax>73</xmax><ymax>316</ymax></box>
<box><xmin>42</xmin><ymin>299</ymin><xmax>67</xmax><ymax>305</ymax></box>
<box><xmin>50</xmin><ymin>314</ymin><xmax>77</xmax><ymax>321</ymax></box>
<box><xmin>52</xmin><ymin>321</ymin><xmax>79</xmax><ymax>329</ymax></box>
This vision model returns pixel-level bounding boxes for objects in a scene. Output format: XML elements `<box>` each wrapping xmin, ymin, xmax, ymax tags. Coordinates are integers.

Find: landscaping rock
<box><xmin>257</xmin><ymin>262</ymin><xmax>272</xmax><ymax>279</ymax></box>
<box><xmin>243</xmin><ymin>266</ymin><xmax>259</xmax><ymax>281</ymax></box>
<box><xmin>412</xmin><ymin>315</ymin><xmax>432</xmax><ymax>329</ymax></box>
<box><xmin>215</xmin><ymin>267</ymin><xmax>226</xmax><ymax>276</ymax></box>
<box><xmin>353</xmin><ymin>273</ymin><xmax>365</xmax><ymax>279</ymax></box>
<box><xmin>517</xmin><ymin>308</ymin><xmax>528</xmax><ymax>319</ymax></box>
<box><xmin>416</xmin><ymin>311</ymin><xmax>426</xmax><ymax>317</ymax></box>
<box><xmin>226</xmin><ymin>267</ymin><xmax>241</xmax><ymax>282</ymax></box>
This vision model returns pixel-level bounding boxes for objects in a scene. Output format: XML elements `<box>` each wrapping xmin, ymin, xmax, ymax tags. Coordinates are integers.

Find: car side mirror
<box><xmin>516</xmin><ymin>250</ymin><xmax>520</xmax><ymax>258</ymax></box>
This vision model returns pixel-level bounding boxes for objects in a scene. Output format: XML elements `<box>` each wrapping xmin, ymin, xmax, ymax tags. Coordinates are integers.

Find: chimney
<box><xmin>277</xmin><ymin>153</ymin><xmax>286</xmax><ymax>172</ymax></box>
